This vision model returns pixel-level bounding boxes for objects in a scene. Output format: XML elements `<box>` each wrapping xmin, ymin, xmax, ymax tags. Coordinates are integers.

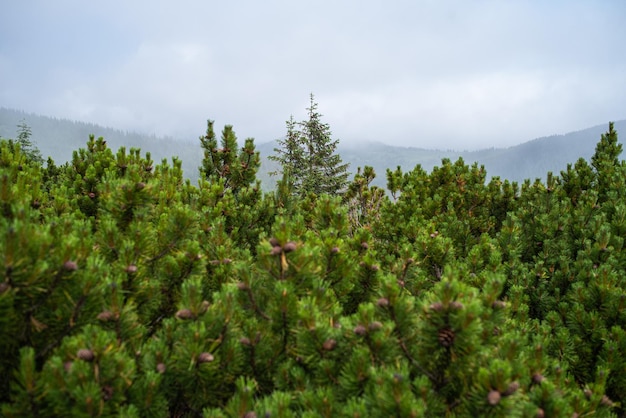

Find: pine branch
<box><xmin>386</xmin><ymin>304</ymin><xmax>436</xmax><ymax>383</ymax></box>
<box><xmin>242</xmin><ymin>287</ymin><xmax>270</xmax><ymax>320</ymax></box>
<box><xmin>36</xmin><ymin>293</ymin><xmax>88</xmax><ymax>360</ymax></box>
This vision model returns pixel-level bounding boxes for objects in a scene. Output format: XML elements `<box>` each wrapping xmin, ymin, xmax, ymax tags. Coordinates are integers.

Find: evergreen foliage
<box><xmin>15</xmin><ymin>120</ymin><xmax>44</xmax><ymax>165</ymax></box>
<box><xmin>199</xmin><ymin>120</ymin><xmax>260</xmax><ymax>193</ymax></box>
<box><xmin>0</xmin><ymin>119</ymin><xmax>44</xmax><ymax>165</ymax></box>
<box><xmin>270</xmin><ymin>95</ymin><xmax>350</xmax><ymax>197</ymax></box>
<box><xmin>1</xmin><ymin>120</ymin><xmax>626</xmax><ymax>417</ymax></box>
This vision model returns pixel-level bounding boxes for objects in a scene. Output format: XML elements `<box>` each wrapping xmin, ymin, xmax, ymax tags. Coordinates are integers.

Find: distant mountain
<box><xmin>462</xmin><ymin>121</ymin><xmax>626</xmax><ymax>183</ymax></box>
<box><xmin>0</xmin><ymin>107</ymin><xmax>203</xmax><ymax>182</ymax></box>
<box><xmin>260</xmin><ymin>120</ymin><xmax>626</xmax><ymax>187</ymax></box>
<box><xmin>1</xmin><ymin>107</ymin><xmax>624</xmax><ymax>190</ymax></box>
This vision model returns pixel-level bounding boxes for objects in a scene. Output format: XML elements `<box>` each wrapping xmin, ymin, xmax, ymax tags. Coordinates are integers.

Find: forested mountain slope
<box><xmin>330</xmin><ymin>119</ymin><xmax>626</xmax><ymax>185</ymax></box>
<box><xmin>1</xmin><ymin>107</ymin><xmax>624</xmax><ymax>187</ymax></box>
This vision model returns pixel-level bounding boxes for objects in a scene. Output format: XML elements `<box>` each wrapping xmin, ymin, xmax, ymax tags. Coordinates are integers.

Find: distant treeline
<box><xmin>1</xmin><ymin>107</ymin><xmax>624</xmax><ymax>189</ymax></box>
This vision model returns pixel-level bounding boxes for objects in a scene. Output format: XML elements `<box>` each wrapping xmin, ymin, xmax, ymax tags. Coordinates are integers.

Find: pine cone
<box><xmin>322</xmin><ymin>339</ymin><xmax>337</xmax><ymax>351</ymax></box>
<box><xmin>430</xmin><ymin>302</ymin><xmax>444</xmax><ymax>312</ymax></box>
<box><xmin>97</xmin><ymin>310</ymin><xmax>116</xmax><ymax>322</ymax></box>
<box><xmin>503</xmin><ymin>381</ymin><xmax>520</xmax><ymax>396</ymax></box>
<box><xmin>492</xmin><ymin>300</ymin><xmax>506</xmax><ymax>309</ymax></box>
<box><xmin>601</xmin><ymin>395</ymin><xmax>613</xmax><ymax>407</ymax></box>
<box><xmin>532</xmin><ymin>373</ymin><xmax>544</xmax><ymax>384</ymax></box>
<box><xmin>368</xmin><ymin>321</ymin><xmax>383</xmax><ymax>331</ymax></box>
<box><xmin>63</xmin><ymin>260</ymin><xmax>78</xmax><ymax>271</ymax></box>
<box><xmin>197</xmin><ymin>352</ymin><xmax>214</xmax><ymax>363</ymax></box>
<box><xmin>77</xmin><ymin>349</ymin><xmax>95</xmax><ymax>362</ymax></box>
<box><xmin>354</xmin><ymin>324</ymin><xmax>367</xmax><ymax>336</ymax></box>
<box><xmin>487</xmin><ymin>389</ymin><xmax>501</xmax><ymax>405</ymax></box>
<box><xmin>449</xmin><ymin>301</ymin><xmax>464</xmax><ymax>310</ymax></box>
<box><xmin>269</xmin><ymin>237</ymin><xmax>280</xmax><ymax>247</ymax></box>
<box><xmin>175</xmin><ymin>308</ymin><xmax>194</xmax><ymax>320</ymax></box>
<box><xmin>156</xmin><ymin>363</ymin><xmax>166</xmax><ymax>374</ymax></box>
<box><xmin>438</xmin><ymin>327</ymin><xmax>456</xmax><ymax>347</ymax></box>
<box><xmin>282</xmin><ymin>241</ymin><xmax>297</xmax><ymax>253</ymax></box>
<box><xmin>101</xmin><ymin>385</ymin><xmax>114</xmax><ymax>401</ymax></box>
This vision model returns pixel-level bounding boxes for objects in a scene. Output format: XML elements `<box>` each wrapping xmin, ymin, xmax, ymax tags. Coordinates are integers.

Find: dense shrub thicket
<box><xmin>1</xmin><ymin>122</ymin><xmax>625</xmax><ymax>417</ymax></box>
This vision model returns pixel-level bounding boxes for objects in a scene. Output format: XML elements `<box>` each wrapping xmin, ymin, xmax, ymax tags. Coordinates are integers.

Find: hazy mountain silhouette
<box><xmin>259</xmin><ymin>120</ymin><xmax>626</xmax><ymax>187</ymax></box>
<box><xmin>1</xmin><ymin>107</ymin><xmax>624</xmax><ymax>189</ymax></box>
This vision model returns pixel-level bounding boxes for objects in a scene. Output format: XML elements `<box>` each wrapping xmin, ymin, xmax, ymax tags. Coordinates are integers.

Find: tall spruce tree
<box><xmin>0</xmin><ymin>119</ymin><xmax>44</xmax><ymax>165</ymax></box>
<box><xmin>16</xmin><ymin>120</ymin><xmax>43</xmax><ymax>165</ymax></box>
<box><xmin>270</xmin><ymin>94</ymin><xmax>349</xmax><ymax>197</ymax></box>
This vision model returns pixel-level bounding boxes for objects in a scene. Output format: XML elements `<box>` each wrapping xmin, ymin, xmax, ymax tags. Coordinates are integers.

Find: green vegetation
<box><xmin>269</xmin><ymin>95</ymin><xmax>350</xmax><ymax>197</ymax></box>
<box><xmin>0</xmin><ymin>119</ymin><xmax>44</xmax><ymax>165</ymax></box>
<box><xmin>5</xmin><ymin>107</ymin><xmax>621</xmax><ymax>189</ymax></box>
<box><xmin>1</xmin><ymin>115</ymin><xmax>626</xmax><ymax>417</ymax></box>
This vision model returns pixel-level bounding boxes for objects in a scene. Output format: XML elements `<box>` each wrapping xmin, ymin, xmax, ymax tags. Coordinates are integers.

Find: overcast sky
<box><xmin>1</xmin><ymin>1</ymin><xmax>625</xmax><ymax>149</ymax></box>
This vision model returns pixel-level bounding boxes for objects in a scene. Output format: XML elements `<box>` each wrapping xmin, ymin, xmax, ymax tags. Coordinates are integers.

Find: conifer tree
<box><xmin>269</xmin><ymin>116</ymin><xmax>304</xmax><ymax>191</ymax></box>
<box><xmin>270</xmin><ymin>94</ymin><xmax>350</xmax><ymax>197</ymax></box>
<box><xmin>15</xmin><ymin>119</ymin><xmax>43</xmax><ymax>165</ymax></box>
<box><xmin>4</xmin><ymin>123</ymin><xmax>626</xmax><ymax>417</ymax></box>
<box><xmin>345</xmin><ymin>165</ymin><xmax>386</xmax><ymax>230</ymax></box>
<box><xmin>197</xmin><ymin>119</ymin><xmax>274</xmax><ymax>255</ymax></box>
<box><xmin>0</xmin><ymin>120</ymin><xmax>44</xmax><ymax>166</ymax></box>
<box><xmin>591</xmin><ymin>121</ymin><xmax>622</xmax><ymax>203</ymax></box>
<box><xmin>199</xmin><ymin>120</ymin><xmax>260</xmax><ymax>193</ymax></box>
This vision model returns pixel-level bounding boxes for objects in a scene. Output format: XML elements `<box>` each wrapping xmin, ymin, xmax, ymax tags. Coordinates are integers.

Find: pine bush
<box><xmin>1</xmin><ymin>122</ymin><xmax>625</xmax><ymax>417</ymax></box>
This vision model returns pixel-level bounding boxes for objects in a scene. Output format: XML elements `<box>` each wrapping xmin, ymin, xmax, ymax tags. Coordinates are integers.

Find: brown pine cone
<box><xmin>354</xmin><ymin>324</ymin><xmax>367</xmax><ymax>336</ymax></box>
<box><xmin>175</xmin><ymin>308</ymin><xmax>194</xmax><ymax>320</ymax></box>
<box><xmin>77</xmin><ymin>349</ymin><xmax>95</xmax><ymax>362</ymax></box>
<box><xmin>487</xmin><ymin>390</ymin><xmax>501</xmax><ymax>405</ymax></box>
<box><xmin>63</xmin><ymin>260</ymin><xmax>78</xmax><ymax>271</ymax></box>
<box><xmin>322</xmin><ymin>339</ymin><xmax>337</xmax><ymax>351</ymax></box>
<box><xmin>97</xmin><ymin>310</ymin><xmax>116</xmax><ymax>322</ymax></box>
<box><xmin>197</xmin><ymin>352</ymin><xmax>214</xmax><ymax>363</ymax></box>
<box><xmin>438</xmin><ymin>327</ymin><xmax>456</xmax><ymax>347</ymax></box>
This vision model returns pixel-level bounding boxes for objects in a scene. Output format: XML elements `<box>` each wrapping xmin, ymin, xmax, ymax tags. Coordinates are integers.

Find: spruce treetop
<box><xmin>270</xmin><ymin>94</ymin><xmax>350</xmax><ymax>197</ymax></box>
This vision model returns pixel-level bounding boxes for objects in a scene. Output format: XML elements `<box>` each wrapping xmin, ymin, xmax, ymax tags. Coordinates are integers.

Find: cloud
<box><xmin>1</xmin><ymin>1</ymin><xmax>625</xmax><ymax>149</ymax></box>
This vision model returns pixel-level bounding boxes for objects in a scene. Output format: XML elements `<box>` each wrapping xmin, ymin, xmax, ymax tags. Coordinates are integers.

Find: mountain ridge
<box><xmin>1</xmin><ymin>107</ymin><xmax>624</xmax><ymax>188</ymax></box>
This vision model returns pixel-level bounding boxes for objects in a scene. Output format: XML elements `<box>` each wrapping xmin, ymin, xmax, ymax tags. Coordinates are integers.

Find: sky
<box><xmin>1</xmin><ymin>1</ymin><xmax>625</xmax><ymax>150</ymax></box>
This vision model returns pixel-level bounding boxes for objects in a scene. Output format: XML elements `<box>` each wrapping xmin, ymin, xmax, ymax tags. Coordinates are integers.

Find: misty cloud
<box><xmin>1</xmin><ymin>1</ymin><xmax>624</xmax><ymax>149</ymax></box>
